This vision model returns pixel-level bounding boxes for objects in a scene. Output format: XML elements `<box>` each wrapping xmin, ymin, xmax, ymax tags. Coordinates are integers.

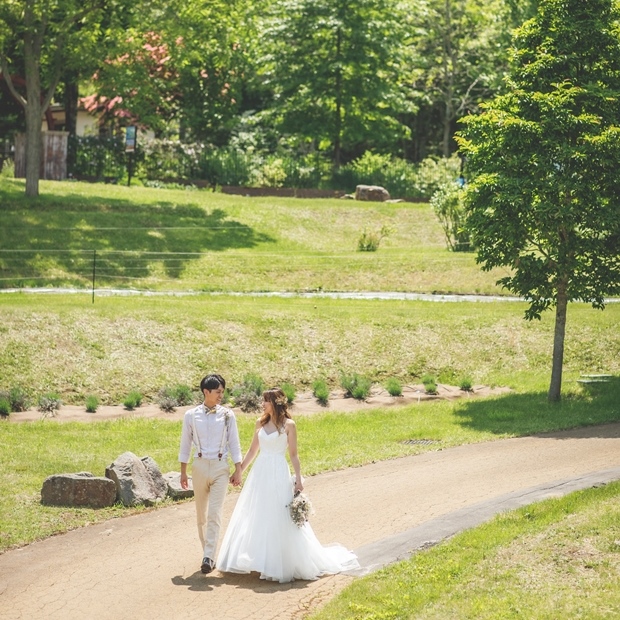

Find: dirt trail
<box><xmin>1</xmin><ymin>423</ymin><xmax>619</xmax><ymax>620</ymax></box>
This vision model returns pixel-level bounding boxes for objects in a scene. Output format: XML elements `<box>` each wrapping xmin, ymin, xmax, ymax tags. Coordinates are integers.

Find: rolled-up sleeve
<box><xmin>227</xmin><ymin>413</ymin><xmax>243</xmax><ymax>464</ymax></box>
<box><xmin>178</xmin><ymin>412</ymin><xmax>193</xmax><ymax>463</ymax></box>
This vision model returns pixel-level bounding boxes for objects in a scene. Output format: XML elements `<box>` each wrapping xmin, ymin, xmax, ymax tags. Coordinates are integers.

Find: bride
<box><xmin>216</xmin><ymin>387</ymin><xmax>359</xmax><ymax>583</ymax></box>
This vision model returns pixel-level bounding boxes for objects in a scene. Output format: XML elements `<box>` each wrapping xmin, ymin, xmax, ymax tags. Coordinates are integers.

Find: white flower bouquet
<box><xmin>287</xmin><ymin>475</ymin><xmax>313</xmax><ymax>527</ymax></box>
<box><xmin>288</xmin><ymin>491</ymin><xmax>313</xmax><ymax>527</ymax></box>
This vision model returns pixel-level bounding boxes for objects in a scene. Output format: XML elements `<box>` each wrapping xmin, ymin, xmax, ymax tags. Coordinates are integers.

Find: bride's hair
<box><xmin>260</xmin><ymin>387</ymin><xmax>292</xmax><ymax>431</ymax></box>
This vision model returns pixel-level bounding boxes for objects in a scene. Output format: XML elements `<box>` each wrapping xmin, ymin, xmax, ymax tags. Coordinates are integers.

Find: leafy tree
<box><xmin>88</xmin><ymin>0</ymin><xmax>248</xmax><ymax>143</ymax></box>
<box><xmin>408</xmin><ymin>0</ymin><xmax>513</xmax><ymax>158</ymax></box>
<box><xmin>259</xmin><ymin>0</ymin><xmax>412</xmax><ymax>166</ymax></box>
<box><xmin>457</xmin><ymin>0</ymin><xmax>620</xmax><ymax>402</ymax></box>
<box><xmin>86</xmin><ymin>30</ymin><xmax>182</xmax><ymax>136</ymax></box>
<box><xmin>0</xmin><ymin>0</ymin><xmax>132</xmax><ymax>196</ymax></box>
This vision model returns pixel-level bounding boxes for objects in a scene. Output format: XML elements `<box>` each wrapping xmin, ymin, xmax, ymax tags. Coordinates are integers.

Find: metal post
<box><xmin>92</xmin><ymin>250</ymin><xmax>96</xmax><ymax>304</ymax></box>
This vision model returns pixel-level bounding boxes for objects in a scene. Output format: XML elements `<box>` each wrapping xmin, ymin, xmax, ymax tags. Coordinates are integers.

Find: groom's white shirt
<box><xmin>178</xmin><ymin>403</ymin><xmax>242</xmax><ymax>463</ymax></box>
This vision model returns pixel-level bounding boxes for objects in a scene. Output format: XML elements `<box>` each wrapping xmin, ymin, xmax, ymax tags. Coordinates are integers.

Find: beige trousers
<box><xmin>191</xmin><ymin>458</ymin><xmax>230</xmax><ymax>559</ymax></box>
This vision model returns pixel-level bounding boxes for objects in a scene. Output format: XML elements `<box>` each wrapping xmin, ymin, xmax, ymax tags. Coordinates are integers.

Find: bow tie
<box><xmin>204</xmin><ymin>405</ymin><xmax>218</xmax><ymax>414</ymax></box>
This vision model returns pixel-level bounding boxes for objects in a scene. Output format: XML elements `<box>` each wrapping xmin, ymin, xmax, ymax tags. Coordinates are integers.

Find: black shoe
<box><xmin>201</xmin><ymin>557</ymin><xmax>214</xmax><ymax>574</ymax></box>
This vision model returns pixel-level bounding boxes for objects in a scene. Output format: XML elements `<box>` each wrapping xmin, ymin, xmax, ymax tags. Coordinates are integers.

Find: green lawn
<box><xmin>311</xmin><ymin>480</ymin><xmax>620</xmax><ymax>619</ymax></box>
<box><xmin>0</xmin><ymin>177</ymin><xmax>506</xmax><ymax>294</ymax></box>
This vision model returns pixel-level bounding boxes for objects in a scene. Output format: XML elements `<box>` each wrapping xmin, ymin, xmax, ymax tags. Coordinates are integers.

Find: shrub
<box><xmin>0</xmin><ymin>159</ymin><xmax>15</xmax><ymax>179</ymax></box>
<box><xmin>85</xmin><ymin>395</ymin><xmax>99</xmax><ymax>413</ymax></box>
<box><xmin>8</xmin><ymin>386</ymin><xmax>29</xmax><ymax>412</ymax></box>
<box><xmin>340</xmin><ymin>373</ymin><xmax>372</xmax><ymax>400</ymax></box>
<box><xmin>123</xmin><ymin>391</ymin><xmax>143</xmax><ymax>410</ymax></box>
<box><xmin>357</xmin><ymin>225</ymin><xmax>392</xmax><ymax>252</ymax></box>
<box><xmin>385</xmin><ymin>378</ymin><xmax>403</xmax><ymax>397</ymax></box>
<box><xmin>430</xmin><ymin>182</ymin><xmax>471</xmax><ymax>252</ymax></box>
<box><xmin>335</xmin><ymin>151</ymin><xmax>419</xmax><ymax>198</ymax></box>
<box><xmin>158</xmin><ymin>395</ymin><xmax>177</xmax><ymax>413</ymax></box>
<box><xmin>0</xmin><ymin>397</ymin><xmax>10</xmax><ymax>417</ymax></box>
<box><xmin>414</xmin><ymin>154</ymin><xmax>462</xmax><ymax>198</ymax></box>
<box><xmin>232</xmin><ymin>373</ymin><xmax>265</xmax><ymax>412</ymax></box>
<box><xmin>459</xmin><ymin>376</ymin><xmax>474</xmax><ymax>392</ymax></box>
<box><xmin>422</xmin><ymin>374</ymin><xmax>438</xmax><ymax>395</ymax></box>
<box><xmin>171</xmin><ymin>384</ymin><xmax>194</xmax><ymax>406</ymax></box>
<box><xmin>281</xmin><ymin>382</ymin><xmax>296</xmax><ymax>404</ymax></box>
<box><xmin>312</xmin><ymin>379</ymin><xmax>330</xmax><ymax>406</ymax></box>
<box><xmin>38</xmin><ymin>393</ymin><xmax>62</xmax><ymax>417</ymax></box>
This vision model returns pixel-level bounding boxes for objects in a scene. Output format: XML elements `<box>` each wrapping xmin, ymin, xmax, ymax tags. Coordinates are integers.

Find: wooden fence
<box><xmin>14</xmin><ymin>131</ymin><xmax>68</xmax><ymax>180</ymax></box>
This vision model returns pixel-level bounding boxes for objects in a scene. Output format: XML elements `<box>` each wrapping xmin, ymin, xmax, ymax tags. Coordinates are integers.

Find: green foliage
<box><xmin>281</xmin><ymin>382</ymin><xmax>296</xmax><ymax>404</ymax></box>
<box><xmin>38</xmin><ymin>393</ymin><xmax>62</xmax><ymax>417</ymax></box>
<box><xmin>340</xmin><ymin>373</ymin><xmax>372</xmax><ymax>400</ymax></box>
<box><xmin>0</xmin><ymin>397</ymin><xmax>10</xmax><ymax>417</ymax></box>
<box><xmin>0</xmin><ymin>160</ymin><xmax>15</xmax><ymax>179</ymax></box>
<box><xmin>312</xmin><ymin>379</ymin><xmax>330</xmax><ymax>406</ymax></box>
<box><xmin>459</xmin><ymin>376</ymin><xmax>474</xmax><ymax>392</ymax></box>
<box><xmin>232</xmin><ymin>373</ymin><xmax>265</xmax><ymax>412</ymax></box>
<box><xmin>336</xmin><ymin>152</ymin><xmax>418</xmax><ymax>198</ymax></box>
<box><xmin>357</xmin><ymin>225</ymin><xmax>392</xmax><ymax>252</ymax></box>
<box><xmin>123</xmin><ymin>391</ymin><xmax>143</xmax><ymax>410</ymax></box>
<box><xmin>430</xmin><ymin>182</ymin><xmax>471</xmax><ymax>251</ymax></box>
<box><xmin>85</xmin><ymin>395</ymin><xmax>99</xmax><ymax>413</ymax></box>
<box><xmin>259</xmin><ymin>0</ymin><xmax>412</xmax><ymax>164</ymax></box>
<box><xmin>385</xmin><ymin>377</ymin><xmax>403</xmax><ymax>397</ymax></box>
<box><xmin>422</xmin><ymin>374</ymin><xmax>438</xmax><ymax>395</ymax></box>
<box><xmin>409</xmin><ymin>0</ymin><xmax>510</xmax><ymax>157</ymax></box>
<box><xmin>8</xmin><ymin>387</ymin><xmax>29</xmax><ymax>412</ymax></box>
<box><xmin>168</xmin><ymin>384</ymin><xmax>194</xmax><ymax>406</ymax></box>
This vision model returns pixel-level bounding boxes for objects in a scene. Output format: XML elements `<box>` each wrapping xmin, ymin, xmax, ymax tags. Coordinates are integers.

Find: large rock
<box><xmin>41</xmin><ymin>472</ymin><xmax>116</xmax><ymax>508</ymax></box>
<box><xmin>163</xmin><ymin>471</ymin><xmax>194</xmax><ymax>499</ymax></box>
<box><xmin>141</xmin><ymin>456</ymin><xmax>168</xmax><ymax>498</ymax></box>
<box><xmin>105</xmin><ymin>452</ymin><xmax>167</xmax><ymax>507</ymax></box>
<box><xmin>355</xmin><ymin>184</ymin><xmax>391</xmax><ymax>202</ymax></box>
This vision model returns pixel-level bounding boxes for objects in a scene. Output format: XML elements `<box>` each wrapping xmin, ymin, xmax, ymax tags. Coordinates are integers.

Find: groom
<box><xmin>179</xmin><ymin>374</ymin><xmax>242</xmax><ymax>574</ymax></box>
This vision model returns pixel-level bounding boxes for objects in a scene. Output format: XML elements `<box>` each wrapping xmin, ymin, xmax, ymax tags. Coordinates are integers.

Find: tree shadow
<box><xmin>453</xmin><ymin>377</ymin><xmax>620</xmax><ymax>438</ymax></box>
<box><xmin>0</xmin><ymin>185</ymin><xmax>274</xmax><ymax>286</ymax></box>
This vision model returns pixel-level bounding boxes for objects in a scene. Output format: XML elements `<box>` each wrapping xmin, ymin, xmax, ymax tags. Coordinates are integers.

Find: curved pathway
<box><xmin>1</xmin><ymin>423</ymin><xmax>619</xmax><ymax>620</ymax></box>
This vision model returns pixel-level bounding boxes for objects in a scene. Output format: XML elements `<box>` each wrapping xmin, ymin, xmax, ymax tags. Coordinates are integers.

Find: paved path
<box><xmin>1</xmin><ymin>423</ymin><xmax>619</xmax><ymax>620</ymax></box>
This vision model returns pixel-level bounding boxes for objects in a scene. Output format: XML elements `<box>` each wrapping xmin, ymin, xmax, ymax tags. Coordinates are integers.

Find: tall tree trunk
<box><xmin>548</xmin><ymin>280</ymin><xmax>568</xmax><ymax>402</ymax></box>
<box><xmin>64</xmin><ymin>77</ymin><xmax>79</xmax><ymax>175</ymax></box>
<box><xmin>24</xmin><ymin>29</ymin><xmax>42</xmax><ymax>197</ymax></box>
<box><xmin>333</xmin><ymin>24</ymin><xmax>343</xmax><ymax>169</ymax></box>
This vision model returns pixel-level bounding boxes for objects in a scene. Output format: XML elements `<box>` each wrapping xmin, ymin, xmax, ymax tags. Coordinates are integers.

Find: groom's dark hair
<box><xmin>200</xmin><ymin>374</ymin><xmax>226</xmax><ymax>392</ymax></box>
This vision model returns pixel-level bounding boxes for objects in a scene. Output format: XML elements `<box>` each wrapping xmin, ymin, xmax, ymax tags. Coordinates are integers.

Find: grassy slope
<box><xmin>0</xmin><ymin>178</ymin><xmax>506</xmax><ymax>294</ymax></box>
<box><xmin>1</xmin><ymin>293</ymin><xmax>619</xmax><ymax>404</ymax></box>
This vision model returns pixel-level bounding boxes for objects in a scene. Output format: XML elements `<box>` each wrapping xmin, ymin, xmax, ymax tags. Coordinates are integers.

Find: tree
<box><xmin>457</xmin><ymin>0</ymin><xmax>620</xmax><ymax>402</ymax></box>
<box><xmin>0</xmin><ymin>0</ymin><xmax>131</xmax><ymax>196</ymax></box>
<box><xmin>408</xmin><ymin>0</ymin><xmax>513</xmax><ymax>158</ymax></box>
<box><xmin>259</xmin><ymin>0</ymin><xmax>412</xmax><ymax>166</ymax></box>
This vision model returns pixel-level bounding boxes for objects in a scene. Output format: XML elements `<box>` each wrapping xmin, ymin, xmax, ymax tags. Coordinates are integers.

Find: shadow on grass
<box><xmin>0</xmin><ymin>182</ymin><xmax>274</xmax><ymax>285</ymax></box>
<box><xmin>453</xmin><ymin>377</ymin><xmax>620</xmax><ymax>438</ymax></box>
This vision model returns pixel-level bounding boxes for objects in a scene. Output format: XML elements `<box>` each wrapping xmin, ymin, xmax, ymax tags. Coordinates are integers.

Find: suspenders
<box><xmin>191</xmin><ymin>405</ymin><xmax>230</xmax><ymax>461</ymax></box>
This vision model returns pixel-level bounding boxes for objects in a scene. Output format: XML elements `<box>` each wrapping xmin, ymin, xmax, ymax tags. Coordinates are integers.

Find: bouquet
<box><xmin>288</xmin><ymin>491</ymin><xmax>313</xmax><ymax>527</ymax></box>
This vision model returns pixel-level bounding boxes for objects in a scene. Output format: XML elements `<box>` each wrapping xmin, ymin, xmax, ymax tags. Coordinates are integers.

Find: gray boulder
<box><xmin>163</xmin><ymin>471</ymin><xmax>194</xmax><ymax>499</ymax></box>
<box><xmin>141</xmin><ymin>456</ymin><xmax>168</xmax><ymax>498</ymax></box>
<box><xmin>355</xmin><ymin>184</ymin><xmax>391</xmax><ymax>202</ymax></box>
<box><xmin>41</xmin><ymin>472</ymin><xmax>116</xmax><ymax>508</ymax></box>
<box><xmin>105</xmin><ymin>451</ymin><xmax>167</xmax><ymax>506</ymax></box>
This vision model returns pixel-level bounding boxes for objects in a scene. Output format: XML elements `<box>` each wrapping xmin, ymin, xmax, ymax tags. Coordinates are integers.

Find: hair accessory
<box><xmin>275</xmin><ymin>394</ymin><xmax>288</xmax><ymax>406</ymax></box>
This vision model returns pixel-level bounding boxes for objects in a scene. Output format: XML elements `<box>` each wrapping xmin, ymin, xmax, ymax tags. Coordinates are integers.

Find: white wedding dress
<box><xmin>217</xmin><ymin>427</ymin><xmax>360</xmax><ymax>583</ymax></box>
